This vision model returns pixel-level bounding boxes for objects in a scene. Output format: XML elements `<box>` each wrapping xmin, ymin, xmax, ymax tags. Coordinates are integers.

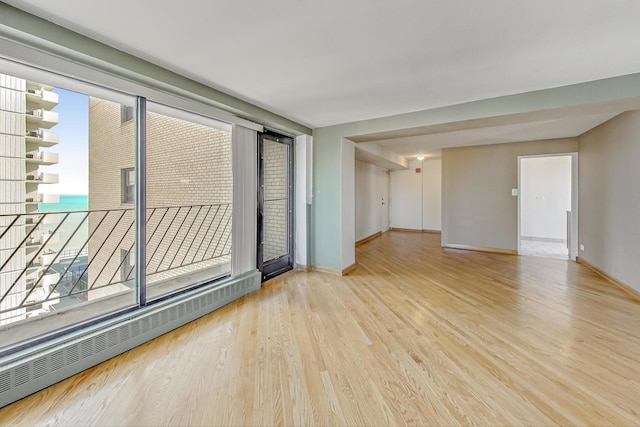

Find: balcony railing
<box><xmin>26</xmin><ymin>88</ymin><xmax>59</xmax><ymax>110</ymax></box>
<box><xmin>25</xmin><ymin>172</ymin><xmax>59</xmax><ymax>184</ymax></box>
<box><xmin>25</xmin><ymin>109</ymin><xmax>58</xmax><ymax>129</ymax></box>
<box><xmin>0</xmin><ymin>203</ymin><xmax>232</xmax><ymax>322</ymax></box>
<box><xmin>26</xmin><ymin>151</ymin><xmax>59</xmax><ymax>165</ymax></box>
<box><xmin>25</xmin><ymin>130</ymin><xmax>59</xmax><ymax>147</ymax></box>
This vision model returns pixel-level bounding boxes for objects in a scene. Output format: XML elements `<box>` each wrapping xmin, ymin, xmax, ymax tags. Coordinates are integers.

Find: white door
<box><xmin>377</xmin><ymin>169</ymin><xmax>390</xmax><ymax>232</ymax></box>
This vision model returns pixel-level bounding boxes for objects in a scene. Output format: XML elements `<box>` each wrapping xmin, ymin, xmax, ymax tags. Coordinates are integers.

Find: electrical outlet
<box><xmin>580</xmin><ymin>244</ymin><xmax>585</xmax><ymax>251</ymax></box>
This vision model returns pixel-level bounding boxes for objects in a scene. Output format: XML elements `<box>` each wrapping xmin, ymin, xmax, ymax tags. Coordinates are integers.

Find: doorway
<box><xmin>257</xmin><ymin>131</ymin><xmax>294</xmax><ymax>281</ymax></box>
<box><xmin>518</xmin><ymin>153</ymin><xmax>577</xmax><ymax>260</ymax></box>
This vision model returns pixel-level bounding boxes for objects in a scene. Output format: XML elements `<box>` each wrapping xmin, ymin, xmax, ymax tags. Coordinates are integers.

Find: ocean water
<box><xmin>39</xmin><ymin>194</ymin><xmax>88</xmax><ymax>212</ymax></box>
<box><xmin>38</xmin><ymin>195</ymin><xmax>89</xmax><ymax>253</ymax></box>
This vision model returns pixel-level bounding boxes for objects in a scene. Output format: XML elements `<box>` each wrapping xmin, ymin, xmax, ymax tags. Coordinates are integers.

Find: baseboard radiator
<box><xmin>0</xmin><ymin>270</ymin><xmax>261</xmax><ymax>408</ymax></box>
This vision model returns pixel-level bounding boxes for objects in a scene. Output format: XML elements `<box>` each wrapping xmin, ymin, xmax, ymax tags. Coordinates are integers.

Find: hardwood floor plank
<box><xmin>1</xmin><ymin>231</ymin><xmax>639</xmax><ymax>426</ymax></box>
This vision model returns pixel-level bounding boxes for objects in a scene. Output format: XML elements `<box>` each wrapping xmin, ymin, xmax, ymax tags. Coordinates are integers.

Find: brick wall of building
<box><xmin>88</xmin><ymin>99</ymin><xmax>233</xmax><ymax>299</ymax></box>
<box><xmin>262</xmin><ymin>140</ymin><xmax>288</xmax><ymax>261</ymax></box>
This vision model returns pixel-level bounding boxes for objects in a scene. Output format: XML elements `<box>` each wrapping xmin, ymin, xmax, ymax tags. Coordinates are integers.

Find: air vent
<box><xmin>66</xmin><ymin>344</ymin><xmax>79</xmax><ymax>364</ymax></box>
<box><xmin>14</xmin><ymin>365</ymin><xmax>29</xmax><ymax>387</ymax></box>
<box><xmin>0</xmin><ymin>372</ymin><xmax>10</xmax><ymax>393</ymax></box>
<box><xmin>95</xmin><ymin>334</ymin><xmax>106</xmax><ymax>352</ymax></box>
<box><xmin>50</xmin><ymin>351</ymin><xmax>64</xmax><ymax>371</ymax></box>
<box><xmin>32</xmin><ymin>358</ymin><xmax>47</xmax><ymax>379</ymax></box>
<box><xmin>81</xmin><ymin>339</ymin><xmax>92</xmax><ymax>359</ymax></box>
<box><xmin>119</xmin><ymin>325</ymin><xmax>129</xmax><ymax>341</ymax></box>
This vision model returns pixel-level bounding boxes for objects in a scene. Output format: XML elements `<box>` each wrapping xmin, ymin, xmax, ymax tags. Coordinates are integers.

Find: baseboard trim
<box><xmin>341</xmin><ymin>263</ymin><xmax>357</xmax><ymax>276</ymax></box>
<box><xmin>311</xmin><ymin>263</ymin><xmax>357</xmax><ymax>276</ymax></box>
<box><xmin>295</xmin><ymin>264</ymin><xmax>312</xmax><ymax>272</ymax></box>
<box><xmin>576</xmin><ymin>257</ymin><xmax>640</xmax><ymax>303</ymax></box>
<box><xmin>444</xmin><ymin>244</ymin><xmax>517</xmax><ymax>255</ymax></box>
<box><xmin>422</xmin><ymin>229</ymin><xmax>442</xmax><ymax>234</ymax></box>
<box><xmin>311</xmin><ymin>265</ymin><xmax>341</xmax><ymax>275</ymax></box>
<box><xmin>521</xmin><ymin>236</ymin><xmax>567</xmax><ymax>243</ymax></box>
<box><xmin>390</xmin><ymin>227</ymin><xmax>422</xmax><ymax>233</ymax></box>
<box><xmin>356</xmin><ymin>232</ymin><xmax>382</xmax><ymax>247</ymax></box>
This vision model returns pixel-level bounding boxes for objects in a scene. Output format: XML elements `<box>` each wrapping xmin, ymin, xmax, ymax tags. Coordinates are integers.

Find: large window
<box><xmin>0</xmin><ymin>65</ymin><xmax>234</xmax><ymax>352</ymax></box>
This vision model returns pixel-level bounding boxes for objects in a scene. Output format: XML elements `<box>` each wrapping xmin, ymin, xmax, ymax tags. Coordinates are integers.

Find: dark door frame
<box><xmin>257</xmin><ymin>130</ymin><xmax>294</xmax><ymax>281</ymax></box>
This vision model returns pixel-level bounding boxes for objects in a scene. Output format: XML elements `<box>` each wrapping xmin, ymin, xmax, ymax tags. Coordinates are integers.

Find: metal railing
<box><xmin>0</xmin><ymin>203</ymin><xmax>232</xmax><ymax>322</ymax></box>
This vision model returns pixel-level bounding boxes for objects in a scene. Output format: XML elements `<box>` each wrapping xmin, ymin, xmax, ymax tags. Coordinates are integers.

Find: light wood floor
<box><xmin>1</xmin><ymin>231</ymin><xmax>639</xmax><ymax>426</ymax></box>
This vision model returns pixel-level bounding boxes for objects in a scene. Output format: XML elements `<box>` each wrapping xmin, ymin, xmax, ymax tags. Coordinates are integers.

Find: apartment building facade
<box><xmin>0</xmin><ymin>73</ymin><xmax>60</xmax><ymax>325</ymax></box>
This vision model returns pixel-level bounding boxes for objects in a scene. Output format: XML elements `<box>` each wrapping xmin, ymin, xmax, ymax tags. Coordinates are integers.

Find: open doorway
<box><xmin>518</xmin><ymin>154</ymin><xmax>577</xmax><ymax>260</ymax></box>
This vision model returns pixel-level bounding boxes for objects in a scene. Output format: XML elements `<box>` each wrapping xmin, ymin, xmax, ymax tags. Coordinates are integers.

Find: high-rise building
<box><xmin>0</xmin><ymin>73</ymin><xmax>60</xmax><ymax>325</ymax></box>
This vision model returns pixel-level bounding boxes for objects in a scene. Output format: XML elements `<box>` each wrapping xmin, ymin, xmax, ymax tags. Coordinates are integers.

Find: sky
<box><xmin>38</xmin><ymin>87</ymin><xmax>89</xmax><ymax>195</ymax></box>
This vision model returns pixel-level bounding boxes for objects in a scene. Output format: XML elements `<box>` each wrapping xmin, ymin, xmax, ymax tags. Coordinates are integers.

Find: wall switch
<box><xmin>511</xmin><ymin>188</ymin><xmax>518</xmax><ymax>196</ymax></box>
<box><xmin>580</xmin><ymin>244</ymin><xmax>585</xmax><ymax>251</ymax></box>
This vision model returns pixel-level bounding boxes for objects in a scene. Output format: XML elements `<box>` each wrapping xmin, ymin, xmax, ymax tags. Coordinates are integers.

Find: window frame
<box><xmin>121</xmin><ymin>167</ymin><xmax>135</xmax><ymax>204</ymax></box>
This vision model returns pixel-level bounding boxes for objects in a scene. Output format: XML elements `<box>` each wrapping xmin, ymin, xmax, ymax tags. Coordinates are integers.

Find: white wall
<box><xmin>390</xmin><ymin>159</ymin><xmax>442</xmax><ymax>231</ymax></box>
<box><xmin>422</xmin><ymin>159</ymin><xmax>442</xmax><ymax>231</ymax></box>
<box><xmin>579</xmin><ymin>111</ymin><xmax>640</xmax><ymax>291</ymax></box>
<box><xmin>355</xmin><ymin>161</ymin><xmax>378</xmax><ymax>241</ymax></box>
<box><xmin>520</xmin><ymin>156</ymin><xmax>572</xmax><ymax>240</ymax></box>
<box><xmin>295</xmin><ymin>135</ymin><xmax>312</xmax><ymax>267</ymax></box>
<box><xmin>355</xmin><ymin>160</ymin><xmax>390</xmax><ymax>241</ymax></box>
<box><xmin>390</xmin><ymin>159</ymin><xmax>422</xmax><ymax>229</ymax></box>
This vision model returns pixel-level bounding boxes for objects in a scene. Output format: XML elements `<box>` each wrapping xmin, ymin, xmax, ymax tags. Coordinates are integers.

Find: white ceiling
<box><xmin>6</xmin><ymin>0</ymin><xmax>640</xmax><ymax>129</ymax></box>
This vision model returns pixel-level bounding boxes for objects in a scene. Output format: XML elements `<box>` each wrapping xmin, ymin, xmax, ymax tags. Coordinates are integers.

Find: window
<box><xmin>0</xmin><ymin>61</ymin><xmax>237</xmax><ymax>356</ymax></box>
<box><xmin>144</xmin><ymin>103</ymin><xmax>233</xmax><ymax>301</ymax></box>
<box><xmin>120</xmin><ymin>105</ymin><xmax>134</xmax><ymax>123</ymax></box>
<box><xmin>122</xmin><ymin>168</ymin><xmax>135</xmax><ymax>203</ymax></box>
<box><xmin>0</xmin><ymin>69</ymin><xmax>137</xmax><ymax>349</ymax></box>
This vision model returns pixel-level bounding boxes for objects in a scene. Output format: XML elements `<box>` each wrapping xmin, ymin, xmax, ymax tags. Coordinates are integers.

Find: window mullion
<box><xmin>135</xmin><ymin>96</ymin><xmax>147</xmax><ymax>307</ymax></box>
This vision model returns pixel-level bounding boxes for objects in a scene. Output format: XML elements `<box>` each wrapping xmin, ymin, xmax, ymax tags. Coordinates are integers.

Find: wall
<box><xmin>355</xmin><ymin>161</ymin><xmax>378</xmax><ymax>241</ymax></box>
<box><xmin>341</xmin><ymin>139</ymin><xmax>355</xmax><ymax>269</ymax></box>
<box><xmin>422</xmin><ymin>159</ymin><xmax>442</xmax><ymax>231</ymax></box>
<box><xmin>354</xmin><ymin>160</ymin><xmax>389</xmax><ymax>241</ymax></box>
<box><xmin>442</xmin><ymin>138</ymin><xmax>578</xmax><ymax>251</ymax></box>
<box><xmin>294</xmin><ymin>135</ymin><xmax>311</xmax><ymax>267</ymax></box>
<box><xmin>520</xmin><ymin>155</ymin><xmax>572</xmax><ymax>240</ymax></box>
<box><xmin>579</xmin><ymin>111</ymin><xmax>640</xmax><ymax>291</ymax></box>
<box><xmin>389</xmin><ymin>159</ymin><xmax>442</xmax><ymax>231</ymax></box>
